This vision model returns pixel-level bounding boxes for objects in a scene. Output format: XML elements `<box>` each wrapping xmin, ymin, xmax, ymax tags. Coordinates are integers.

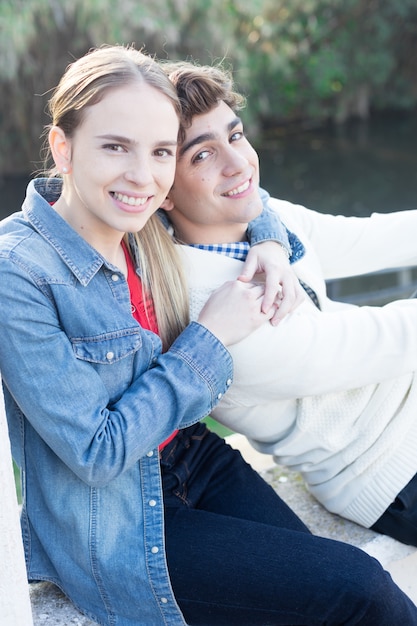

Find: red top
<box><xmin>122</xmin><ymin>241</ymin><xmax>178</xmax><ymax>450</ymax></box>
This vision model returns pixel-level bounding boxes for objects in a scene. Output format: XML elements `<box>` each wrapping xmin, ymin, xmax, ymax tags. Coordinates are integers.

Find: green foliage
<box><xmin>203</xmin><ymin>416</ymin><xmax>233</xmax><ymax>439</ymax></box>
<box><xmin>1</xmin><ymin>0</ymin><xmax>417</xmax><ymax>173</ymax></box>
<box><xmin>241</xmin><ymin>0</ymin><xmax>417</xmax><ymax>124</ymax></box>
<box><xmin>13</xmin><ymin>461</ymin><xmax>21</xmax><ymax>504</ymax></box>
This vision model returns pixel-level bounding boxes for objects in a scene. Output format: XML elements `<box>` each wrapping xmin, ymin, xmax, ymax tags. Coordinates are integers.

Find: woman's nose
<box><xmin>124</xmin><ymin>154</ymin><xmax>154</xmax><ymax>185</ymax></box>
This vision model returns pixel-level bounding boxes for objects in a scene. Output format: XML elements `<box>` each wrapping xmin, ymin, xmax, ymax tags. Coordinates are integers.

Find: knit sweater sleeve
<box><xmin>268</xmin><ymin>198</ymin><xmax>417</xmax><ymax>278</ymax></box>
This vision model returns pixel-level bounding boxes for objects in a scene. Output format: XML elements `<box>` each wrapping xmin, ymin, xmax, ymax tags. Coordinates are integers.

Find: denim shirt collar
<box><xmin>23</xmin><ymin>178</ymin><xmax>107</xmax><ymax>286</ymax></box>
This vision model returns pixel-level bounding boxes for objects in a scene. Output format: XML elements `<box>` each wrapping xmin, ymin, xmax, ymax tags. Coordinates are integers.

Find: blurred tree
<box><xmin>242</xmin><ymin>0</ymin><xmax>417</xmax><ymax>126</ymax></box>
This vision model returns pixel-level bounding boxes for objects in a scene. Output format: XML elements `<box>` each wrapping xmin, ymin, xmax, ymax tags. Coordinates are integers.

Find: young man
<box><xmin>162</xmin><ymin>61</ymin><xmax>417</xmax><ymax>546</ymax></box>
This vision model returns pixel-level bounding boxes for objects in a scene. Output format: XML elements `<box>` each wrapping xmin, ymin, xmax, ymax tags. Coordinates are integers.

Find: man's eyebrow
<box><xmin>179</xmin><ymin>116</ymin><xmax>242</xmax><ymax>158</ymax></box>
<box><xmin>179</xmin><ymin>132</ymin><xmax>214</xmax><ymax>158</ymax></box>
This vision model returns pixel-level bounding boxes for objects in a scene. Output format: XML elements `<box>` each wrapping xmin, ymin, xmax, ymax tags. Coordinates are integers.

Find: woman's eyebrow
<box><xmin>96</xmin><ymin>133</ymin><xmax>135</xmax><ymax>144</ymax></box>
<box><xmin>96</xmin><ymin>134</ymin><xmax>178</xmax><ymax>147</ymax></box>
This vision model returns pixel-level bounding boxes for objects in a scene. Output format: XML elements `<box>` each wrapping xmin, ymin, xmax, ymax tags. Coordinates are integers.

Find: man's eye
<box><xmin>192</xmin><ymin>149</ymin><xmax>210</xmax><ymax>163</ymax></box>
<box><xmin>230</xmin><ymin>131</ymin><xmax>243</xmax><ymax>142</ymax></box>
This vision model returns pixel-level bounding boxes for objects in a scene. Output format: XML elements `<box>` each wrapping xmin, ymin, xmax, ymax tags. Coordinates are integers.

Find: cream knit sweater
<box><xmin>180</xmin><ymin>198</ymin><xmax>417</xmax><ymax>528</ymax></box>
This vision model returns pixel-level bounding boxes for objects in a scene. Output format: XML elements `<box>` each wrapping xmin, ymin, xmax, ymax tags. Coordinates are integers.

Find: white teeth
<box><xmin>225</xmin><ymin>180</ymin><xmax>250</xmax><ymax>196</ymax></box>
<box><xmin>113</xmin><ymin>192</ymin><xmax>147</xmax><ymax>206</ymax></box>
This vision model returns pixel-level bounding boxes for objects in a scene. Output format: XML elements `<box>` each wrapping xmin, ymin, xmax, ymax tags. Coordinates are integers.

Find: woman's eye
<box><xmin>104</xmin><ymin>144</ymin><xmax>124</xmax><ymax>153</ymax></box>
<box><xmin>154</xmin><ymin>148</ymin><xmax>175</xmax><ymax>158</ymax></box>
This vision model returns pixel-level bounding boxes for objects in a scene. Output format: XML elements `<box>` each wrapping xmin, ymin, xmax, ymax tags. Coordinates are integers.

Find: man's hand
<box><xmin>238</xmin><ymin>241</ymin><xmax>305</xmax><ymax>325</ymax></box>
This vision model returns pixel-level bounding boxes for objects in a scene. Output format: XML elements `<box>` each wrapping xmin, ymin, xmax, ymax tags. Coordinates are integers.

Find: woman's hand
<box><xmin>197</xmin><ymin>280</ymin><xmax>276</xmax><ymax>346</ymax></box>
<box><xmin>238</xmin><ymin>241</ymin><xmax>305</xmax><ymax>325</ymax></box>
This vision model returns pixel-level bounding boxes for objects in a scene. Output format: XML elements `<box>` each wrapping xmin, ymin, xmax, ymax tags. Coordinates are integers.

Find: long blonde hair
<box><xmin>130</xmin><ymin>218</ymin><xmax>189</xmax><ymax>352</ymax></box>
<box><xmin>44</xmin><ymin>45</ymin><xmax>189</xmax><ymax>349</ymax></box>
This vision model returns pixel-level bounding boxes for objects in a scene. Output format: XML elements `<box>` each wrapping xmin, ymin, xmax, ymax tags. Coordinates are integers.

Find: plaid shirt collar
<box><xmin>188</xmin><ymin>241</ymin><xmax>251</xmax><ymax>262</ymax></box>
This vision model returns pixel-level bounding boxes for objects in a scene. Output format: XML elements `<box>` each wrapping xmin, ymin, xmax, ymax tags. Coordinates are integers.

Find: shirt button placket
<box><xmin>141</xmin><ymin>456</ymin><xmax>180</xmax><ymax>619</ymax></box>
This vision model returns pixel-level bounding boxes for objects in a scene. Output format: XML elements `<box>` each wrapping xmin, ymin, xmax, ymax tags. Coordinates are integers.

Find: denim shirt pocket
<box><xmin>72</xmin><ymin>328</ymin><xmax>142</xmax><ymax>364</ymax></box>
<box><xmin>71</xmin><ymin>329</ymin><xmax>144</xmax><ymax>401</ymax></box>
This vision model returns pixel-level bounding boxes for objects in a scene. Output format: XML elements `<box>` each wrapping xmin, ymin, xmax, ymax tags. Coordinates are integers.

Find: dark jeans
<box><xmin>161</xmin><ymin>422</ymin><xmax>417</xmax><ymax>625</ymax></box>
<box><xmin>371</xmin><ymin>472</ymin><xmax>417</xmax><ymax>546</ymax></box>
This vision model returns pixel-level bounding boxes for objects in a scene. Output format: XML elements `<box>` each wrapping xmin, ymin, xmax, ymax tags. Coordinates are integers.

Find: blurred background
<box><xmin>1</xmin><ymin>0</ymin><xmax>417</xmax><ymax>300</ymax></box>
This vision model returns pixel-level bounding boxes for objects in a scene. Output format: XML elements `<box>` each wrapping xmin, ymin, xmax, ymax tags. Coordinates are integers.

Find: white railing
<box><xmin>326</xmin><ymin>266</ymin><xmax>417</xmax><ymax>305</ymax></box>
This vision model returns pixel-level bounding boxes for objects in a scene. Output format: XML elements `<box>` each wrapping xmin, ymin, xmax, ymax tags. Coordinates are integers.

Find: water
<box><xmin>1</xmin><ymin>174</ymin><xmax>32</xmax><ymax>220</ymax></box>
<box><xmin>257</xmin><ymin>111</ymin><xmax>417</xmax><ymax>216</ymax></box>
<box><xmin>257</xmin><ymin>112</ymin><xmax>417</xmax><ymax>304</ymax></box>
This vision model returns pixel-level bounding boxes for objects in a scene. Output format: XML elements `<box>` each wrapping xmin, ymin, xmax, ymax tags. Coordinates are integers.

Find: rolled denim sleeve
<box><xmin>246</xmin><ymin>187</ymin><xmax>291</xmax><ymax>254</ymax></box>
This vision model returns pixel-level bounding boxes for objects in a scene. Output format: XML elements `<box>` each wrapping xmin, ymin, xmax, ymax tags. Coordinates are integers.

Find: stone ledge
<box><xmin>30</xmin><ymin>582</ymin><xmax>98</xmax><ymax>625</ymax></box>
<box><xmin>262</xmin><ymin>464</ymin><xmax>416</xmax><ymax>567</ymax></box>
<box><xmin>227</xmin><ymin>432</ymin><xmax>417</xmax><ymax>566</ymax></box>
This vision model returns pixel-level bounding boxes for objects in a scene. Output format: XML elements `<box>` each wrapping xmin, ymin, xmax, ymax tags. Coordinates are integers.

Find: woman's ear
<box><xmin>49</xmin><ymin>126</ymin><xmax>72</xmax><ymax>175</ymax></box>
<box><xmin>160</xmin><ymin>196</ymin><xmax>174</xmax><ymax>212</ymax></box>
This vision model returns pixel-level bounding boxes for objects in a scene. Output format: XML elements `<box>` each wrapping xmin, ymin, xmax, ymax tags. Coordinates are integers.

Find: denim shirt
<box><xmin>0</xmin><ymin>178</ymin><xmax>236</xmax><ymax>626</ymax></box>
<box><xmin>258</xmin><ymin>187</ymin><xmax>306</xmax><ymax>264</ymax></box>
<box><xmin>246</xmin><ymin>188</ymin><xmax>290</xmax><ymax>252</ymax></box>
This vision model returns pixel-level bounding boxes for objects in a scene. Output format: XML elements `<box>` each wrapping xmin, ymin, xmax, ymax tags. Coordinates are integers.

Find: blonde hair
<box><xmin>130</xmin><ymin>220</ymin><xmax>189</xmax><ymax>352</ymax></box>
<box><xmin>45</xmin><ymin>45</ymin><xmax>189</xmax><ymax>349</ymax></box>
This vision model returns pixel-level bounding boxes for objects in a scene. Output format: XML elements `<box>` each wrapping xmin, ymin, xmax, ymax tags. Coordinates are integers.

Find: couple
<box><xmin>1</xmin><ymin>44</ymin><xmax>416</xmax><ymax>625</ymax></box>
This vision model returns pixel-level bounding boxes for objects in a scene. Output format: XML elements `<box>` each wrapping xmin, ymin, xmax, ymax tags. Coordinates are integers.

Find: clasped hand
<box><xmin>197</xmin><ymin>280</ymin><xmax>277</xmax><ymax>346</ymax></box>
<box><xmin>238</xmin><ymin>241</ymin><xmax>305</xmax><ymax>325</ymax></box>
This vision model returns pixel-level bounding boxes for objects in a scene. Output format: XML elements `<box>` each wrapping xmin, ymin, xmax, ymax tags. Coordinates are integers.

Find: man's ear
<box><xmin>160</xmin><ymin>196</ymin><xmax>174</xmax><ymax>212</ymax></box>
<box><xmin>48</xmin><ymin>126</ymin><xmax>72</xmax><ymax>174</ymax></box>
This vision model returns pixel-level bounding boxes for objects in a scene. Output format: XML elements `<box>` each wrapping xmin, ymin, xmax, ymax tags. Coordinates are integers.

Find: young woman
<box><xmin>162</xmin><ymin>60</ymin><xmax>417</xmax><ymax>548</ymax></box>
<box><xmin>1</xmin><ymin>45</ymin><xmax>416</xmax><ymax>626</ymax></box>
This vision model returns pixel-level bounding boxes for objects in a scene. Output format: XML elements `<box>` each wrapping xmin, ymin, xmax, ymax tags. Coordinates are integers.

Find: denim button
<box><xmin>226</xmin><ymin>378</ymin><xmax>232</xmax><ymax>386</ymax></box>
<box><xmin>160</xmin><ymin>597</ymin><xmax>168</xmax><ymax>604</ymax></box>
<box><xmin>106</xmin><ymin>351</ymin><xmax>114</xmax><ymax>361</ymax></box>
<box><xmin>151</xmin><ymin>546</ymin><xmax>159</xmax><ymax>554</ymax></box>
<box><xmin>111</xmin><ymin>274</ymin><xmax>119</xmax><ymax>281</ymax></box>
<box><xmin>149</xmin><ymin>499</ymin><xmax>157</xmax><ymax>507</ymax></box>
<box><xmin>147</xmin><ymin>450</ymin><xmax>154</xmax><ymax>457</ymax></box>
<box><xmin>217</xmin><ymin>392</ymin><xmax>223</xmax><ymax>400</ymax></box>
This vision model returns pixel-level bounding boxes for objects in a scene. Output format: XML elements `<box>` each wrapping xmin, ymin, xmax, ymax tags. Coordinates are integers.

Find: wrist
<box><xmin>276</xmin><ymin>241</ymin><xmax>290</xmax><ymax>260</ymax></box>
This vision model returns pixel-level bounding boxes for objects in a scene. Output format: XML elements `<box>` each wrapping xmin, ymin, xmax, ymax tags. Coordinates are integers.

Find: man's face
<box><xmin>166</xmin><ymin>100</ymin><xmax>262</xmax><ymax>244</ymax></box>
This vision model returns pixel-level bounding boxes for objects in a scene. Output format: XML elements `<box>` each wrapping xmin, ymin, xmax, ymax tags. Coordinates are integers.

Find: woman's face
<box><xmin>52</xmin><ymin>81</ymin><xmax>179</xmax><ymax>249</ymax></box>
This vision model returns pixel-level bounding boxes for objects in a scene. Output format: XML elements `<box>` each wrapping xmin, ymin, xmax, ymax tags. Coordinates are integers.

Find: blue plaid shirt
<box><xmin>189</xmin><ymin>241</ymin><xmax>251</xmax><ymax>262</ymax></box>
